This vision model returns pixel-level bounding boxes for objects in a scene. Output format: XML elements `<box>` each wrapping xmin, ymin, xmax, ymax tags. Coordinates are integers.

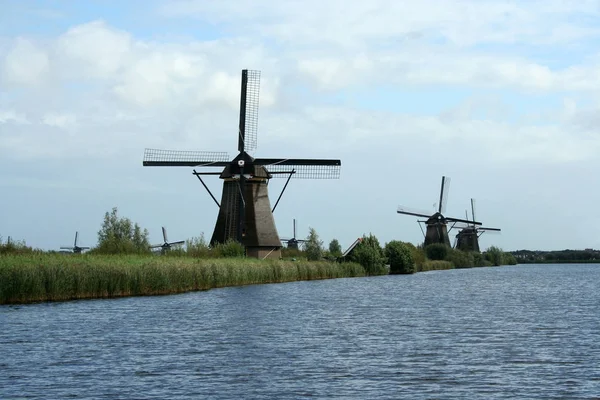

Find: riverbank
<box><xmin>0</xmin><ymin>254</ymin><xmax>365</xmax><ymax>305</ymax></box>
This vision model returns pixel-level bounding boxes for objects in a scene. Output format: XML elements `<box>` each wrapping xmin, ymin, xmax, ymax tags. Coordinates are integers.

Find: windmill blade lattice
<box><xmin>143</xmin><ymin>149</ymin><xmax>230</xmax><ymax>167</ymax></box>
<box><xmin>440</xmin><ymin>176</ymin><xmax>451</xmax><ymax>214</ymax></box>
<box><xmin>260</xmin><ymin>162</ymin><xmax>341</xmax><ymax>179</ymax></box>
<box><xmin>238</xmin><ymin>70</ymin><xmax>260</xmax><ymax>153</ymax></box>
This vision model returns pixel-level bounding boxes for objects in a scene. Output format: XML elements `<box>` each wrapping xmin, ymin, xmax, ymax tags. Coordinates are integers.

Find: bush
<box><xmin>445</xmin><ymin>248</ymin><xmax>475</xmax><ymax>268</ymax></box>
<box><xmin>503</xmin><ymin>253</ymin><xmax>517</xmax><ymax>265</ymax></box>
<box><xmin>93</xmin><ymin>207</ymin><xmax>151</xmax><ymax>255</ymax></box>
<box><xmin>328</xmin><ymin>239</ymin><xmax>342</xmax><ymax>258</ymax></box>
<box><xmin>281</xmin><ymin>247</ymin><xmax>306</xmax><ymax>260</ymax></box>
<box><xmin>347</xmin><ymin>233</ymin><xmax>387</xmax><ymax>275</ymax></box>
<box><xmin>185</xmin><ymin>234</ymin><xmax>211</xmax><ymax>258</ymax></box>
<box><xmin>472</xmin><ymin>252</ymin><xmax>489</xmax><ymax>267</ymax></box>
<box><xmin>385</xmin><ymin>240</ymin><xmax>415</xmax><ymax>274</ymax></box>
<box><xmin>0</xmin><ymin>236</ymin><xmax>37</xmax><ymax>255</ymax></box>
<box><xmin>211</xmin><ymin>239</ymin><xmax>245</xmax><ymax>258</ymax></box>
<box><xmin>425</xmin><ymin>243</ymin><xmax>449</xmax><ymax>260</ymax></box>
<box><xmin>484</xmin><ymin>246</ymin><xmax>504</xmax><ymax>266</ymax></box>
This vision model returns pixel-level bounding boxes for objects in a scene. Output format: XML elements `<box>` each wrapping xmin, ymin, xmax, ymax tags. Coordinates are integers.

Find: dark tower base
<box><xmin>210</xmin><ymin>175</ymin><xmax>282</xmax><ymax>259</ymax></box>
<box><xmin>424</xmin><ymin>223</ymin><xmax>451</xmax><ymax>247</ymax></box>
<box><xmin>455</xmin><ymin>228</ymin><xmax>480</xmax><ymax>252</ymax></box>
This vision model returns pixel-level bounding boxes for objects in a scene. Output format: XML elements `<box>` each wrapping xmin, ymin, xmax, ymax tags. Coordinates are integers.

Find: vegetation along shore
<box><xmin>1</xmin><ymin>208</ymin><xmax>517</xmax><ymax>305</ymax></box>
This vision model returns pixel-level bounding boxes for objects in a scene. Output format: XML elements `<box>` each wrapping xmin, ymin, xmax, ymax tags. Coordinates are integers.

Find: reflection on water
<box><xmin>2</xmin><ymin>264</ymin><xmax>600</xmax><ymax>399</ymax></box>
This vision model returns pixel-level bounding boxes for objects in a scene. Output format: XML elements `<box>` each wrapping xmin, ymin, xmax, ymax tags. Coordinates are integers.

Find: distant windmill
<box><xmin>397</xmin><ymin>176</ymin><xmax>481</xmax><ymax>247</ymax></box>
<box><xmin>143</xmin><ymin>69</ymin><xmax>341</xmax><ymax>259</ymax></box>
<box><xmin>150</xmin><ymin>227</ymin><xmax>185</xmax><ymax>253</ymax></box>
<box><xmin>454</xmin><ymin>198</ymin><xmax>501</xmax><ymax>252</ymax></box>
<box><xmin>280</xmin><ymin>219</ymin><xmax>307</xmax><ymax>250</ymax></box>
<box><xmin>60</xmin><ymin>232</ymin><xmax>90</xmax><ymax>254</ymax></box>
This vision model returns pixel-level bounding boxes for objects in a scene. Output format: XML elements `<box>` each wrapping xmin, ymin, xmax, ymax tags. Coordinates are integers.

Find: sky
<box><xmin>1</xmin><ymin>0</ymin><xmax>600</xmax><ymax>252</ymax></box>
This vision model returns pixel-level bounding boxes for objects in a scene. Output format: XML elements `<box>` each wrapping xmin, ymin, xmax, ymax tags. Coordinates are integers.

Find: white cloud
<box><xmin>2</xmin><ymin>38</ymin><xmax>50</xmax><ymax>86</ymax></box>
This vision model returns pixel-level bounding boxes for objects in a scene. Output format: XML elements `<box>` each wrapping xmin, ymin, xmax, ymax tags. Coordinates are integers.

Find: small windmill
<box><xmin>60</xmin><ymin>231</ymin><xmax>90</xmax><ymax>254</ymax></box>
<box><xmin>454</xmin><ymin>198</ymin><xmax>501</xmax><ymax>252</ymax></box>
<box><xmin>397</xmin><ymin>176</ymin><xmax>481</xmax><ymax>247</ymax></box>
<box><xmin>280</xmin><ymin>219</ymin><xmax>307</xmax><ymax>250</ymax></box>
<box><xmin>150</xmin><ymin>227</ymin><xmax>185</xmax><ymax>253</ymax></box>
<box><xmin>143</xmin><ymin>69</ymin><xmax>341</xmax><ymax>259</ymax></box>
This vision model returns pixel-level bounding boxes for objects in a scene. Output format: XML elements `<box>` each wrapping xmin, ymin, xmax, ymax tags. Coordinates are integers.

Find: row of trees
<box><xmin>1</xmin><ymin>208</ymin><xmax>518</xmax><ymax>273</ymax></box>
<box><xmin>511</xmin><ymin>249</ymin><xmax>600</xmax><ymax>263</ymax></box>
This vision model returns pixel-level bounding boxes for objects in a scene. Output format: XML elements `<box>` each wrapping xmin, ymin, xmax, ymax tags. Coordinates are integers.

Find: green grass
<box><xmin>0</xmin><ymin>254</ymin><xmax>365</xmax><ymax>304</ymax></box>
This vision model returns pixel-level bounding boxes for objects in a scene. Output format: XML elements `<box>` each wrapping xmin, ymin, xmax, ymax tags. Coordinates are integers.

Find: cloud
<box><xmin>3</xmin><ymin>3</ymin><xmax>600</xmax><ymax>250</ymax></box>
<box><xmin>2</xmin><ymin>38</ymin><xmax>50</xmax><ymax>86</ymax></box>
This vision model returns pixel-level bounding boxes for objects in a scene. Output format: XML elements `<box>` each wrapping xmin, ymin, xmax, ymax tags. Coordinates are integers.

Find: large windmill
<box><xmin>280</xmin><ymin>219</ymin><xmax>307</xmax><ymax>250</ymax></box>
<box><xmin>143</xmin><ymin>69</ymin><xmax>341</xmax><ymax>259</ymax></box>
<box><xmin>397</xmin><ymin>176</ymin><xmax>481</xmax><ymax>247</ymax></box>
<box><xmin>60</xmin><ymin>231</ymin><xmax>90</xmax><ymax>254</ymax></box>
<box><xmin>150</xmin><ymin>226</ymin><xmax>185</xmax><ymax>254</ymax></box>
<box><xmin>454</xmin><ymin>198</ymin><xmax>501</xmax><ymax>252</ymax></box>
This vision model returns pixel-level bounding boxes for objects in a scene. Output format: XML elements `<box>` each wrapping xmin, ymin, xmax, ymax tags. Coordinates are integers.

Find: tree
<box><xmin>385</xmin><ymin>240</ymin><xmax>415</xmax><ymax>274</ymax></box>
<box><xmin>328</xmin><ymin>238</ymin><xmax>342</xmax><ymax>258</ymax></box>
<box><xmin>95</xmin><ymin>207</ymin><xmax>150</xmax><ymax>254</ymax></box>
<box><xmin>348</xmin><ymin>233</ymin><xmax>387</xmax><ymax>275</ymax></box>
<box><xmin>303</xmin><ymin>227</ymin><xmax>323</xmax><ymax>261</ymax></box>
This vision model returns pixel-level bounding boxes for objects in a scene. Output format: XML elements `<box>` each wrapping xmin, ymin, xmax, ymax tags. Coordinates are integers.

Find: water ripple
<box><xmin>1</xmin><ymin>264</ymin><xmax>600</xmax><ymax>399</ymax></box>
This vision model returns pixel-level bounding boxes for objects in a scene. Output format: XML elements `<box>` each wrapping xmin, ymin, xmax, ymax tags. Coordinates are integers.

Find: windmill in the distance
<box><xmin>150</xmin><ymin>226</ymin><xmax>185</xmax><ymax>253</ymax></box>
<box><xmin>397</xmin><ymin>176</ymin><xmax>481</xmax><ymax>247</ymax></box>
<box><xmin>454</xmin><ymin>198</ymin><xmax>501</xmax><ymax>252</ymax></box>
<box><xmin>60</xmin><ymin>232</ymin><xmax>90</xmax><ymax>254</ymax></box>
<box><xmin>143</xmin><ymin>69</ymin><xmax>341</xmax><ymax>259</ymax></box>
<box><xmin>280</xmin><ymin>219</ymin><xmax>307</xmax><ymax>250</ymax></box>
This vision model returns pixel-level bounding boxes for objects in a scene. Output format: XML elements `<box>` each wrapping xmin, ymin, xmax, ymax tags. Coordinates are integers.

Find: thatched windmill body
<box><xmin>454</xmin><ymin>198</ymin><xmax>501</xmax><ymax>252</ymax></box>
<box><xmin>143</xmin><ymin>69</ymin><xmax>341</xmax><ymax>259</ymax></box>
<box><xmin>397</xmin><ymin>176</ymin><xmax>481</xmax><ymax>247</ymax></box>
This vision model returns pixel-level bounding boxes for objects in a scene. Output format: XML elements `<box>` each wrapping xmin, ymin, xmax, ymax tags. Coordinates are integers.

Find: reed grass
<box><xmin>418</xmin><ymin>260</ymin><xmax>455</xmax><ymax>272</ymax></box>
<box><xmin>0</xmin><ymin>254</ymin><xmax>365</xmax><ymax>304</ymax></box>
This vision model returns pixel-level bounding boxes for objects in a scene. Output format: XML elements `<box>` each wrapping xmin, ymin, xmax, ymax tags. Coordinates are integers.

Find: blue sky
<box><xmin>2</xmin><ymin>0</ymin><xmax>600</xmax><ymax>251</ymax></box>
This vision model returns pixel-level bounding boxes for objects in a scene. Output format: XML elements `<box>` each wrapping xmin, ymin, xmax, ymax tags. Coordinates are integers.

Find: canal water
<box><xmin>1</xmin><ymin>264</ymin><xmax>599</xmax><ymax>399</ymax></box>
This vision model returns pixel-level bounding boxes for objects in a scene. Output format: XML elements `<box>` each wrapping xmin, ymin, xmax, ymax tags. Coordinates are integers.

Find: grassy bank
<box><xmin>0</xmin><ymin>254</ymin><xmax>365</xmax><ymax>305</ymax></box>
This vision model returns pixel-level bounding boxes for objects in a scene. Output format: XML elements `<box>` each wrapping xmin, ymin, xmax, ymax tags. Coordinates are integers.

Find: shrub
<box><xmin>445</xmin><ymin>248</ymin><xmax>475</xmax><ymax>268</ymax></box>
<box><xmin>385</xmin><ymin>240</ymin><xmax>415</xmax><ymax>274</ymax></box>
<box><xmin>425</xmin><ymin>243</ymin><xmax>449</xmax><ymax>260</ymax></box>
<box><xmin>185</xmin><ymin>234</ymin><xmax>211</xmax><ymax>258</ymax></box>
<box><xmin>0</xmin><ymin>236</ymin><xmax>37</xmax><ymax>255</ymax></box>
<box><xmin>281</xmin><ymin>247</ymin><xmax>306</xmax><ymax>260</ymax></box>
<box><xmin>347</xmin><ymin>233</ymin><xmax>387</xmax><ymax>275</ymax></box>
<box><xmin>484</xmin><ymin>246</ymin><xmax>504</xmax><ymax>266</ymax></box>
<box><xmin>503</xmin><ymin>253</ymin><xmax>517</xmax><ymax>265</ymax></box>
<box><xmin>93</xmin><ymin>207</ymin><xmax>151</xmax><ymax>255</ymax></box>
<box><xmin>328</xmin><ymin>239</ymin><xmax>342</xmax><ymax>258</ymax></box>
<box><xmin>472</xmin><ymin>252</ymin><xmax>489</xmax><ymax>267</ymax></box>
<box><xmin>213</xmin><ymin>239</ymin><xmax>245</xmax><ymax>258</ymax></box>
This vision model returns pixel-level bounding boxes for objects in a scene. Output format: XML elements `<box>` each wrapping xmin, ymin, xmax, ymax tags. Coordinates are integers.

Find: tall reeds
<box><xmin>0</xmin><ymin>254</ymin><xmax>365</xmax><ymax>304</ymax></box>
